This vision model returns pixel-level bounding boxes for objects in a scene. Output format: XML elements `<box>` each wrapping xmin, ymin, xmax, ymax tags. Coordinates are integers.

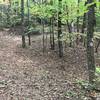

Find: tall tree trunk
<box><xmin>99</xmin><ymin>0</ymin><xmax>100</xmax><ymax>10</ymax></box>
<box><xmin>87</xmin><ymin>0</ymin><xmax>96</xmax><ymax>84</ymax></box>
<box><xmin>66</xmin><ymin>5</ymin><xmax>73</xmax><ymax>47</ymax></box>
<box><xmin>81</xmin><ymin>13</ymin><xmax>86</xmax><ymax>33</ymax></box>
<box><xmin>76</xmin><ymin>0</ymin><xmax>80</xmax><ymax>45</ymax></box>
<box><xmin>77</xmin><ymin>0</ymin><xmax>80</xmax><ymax>33</ymax></box>
<box><xmin>50</xmin><ymin>18</ymin><xmax>52</xmax><ymax>48</ymax></box>
<box><xmin>81</xmin><ymin>1</ymin><xmax>87</xmax><ymax>43</ymax></box>
<box><xmin>50</xmin><ymin>18</ymin><xmax>55</xmax><ymax>50</ymax></box>
<box><xmin>6</xmin><ymin>0</ymin><xmax>11</xmax><ymax>26</ymax></box>
<box><xmin>81</xmin><ymin>1</ymin><xmax>87</xmax><ymax>33</ymax></box>
<box><xmin>42</xmin><ymin>19</ymin><xmax>45</xmax><ymax>53</ymax></box>
<box><xmin>21</xmin><ymin>0</ymin><xmax>24</xmax><ymax>23</ymax></box>
<box><xmin>95</xmin><ymin>39</ymin><xmax>100</xmax><ymax>53</ymax></box>
<box><xmin>27</xmin><ymin>0</ymin><xmax>31</xmax><ymax>45</ymax></box>
<box><xmin>52</xmin><ymin>18</ymin><xmax>55</xmax><ymax>50</ymax></box>
<box><xmin>67</xmin><ymin>21</ymin><xmax>73</xmax><ymax>47</ymax></box>
<box><xmin>21</xmin><ymin>0</ymin><xmax>26</xmax><ymax>48</ymax></box>
<box><xmin>58</xmin><ymin>0</ymin><xmax>63</xmax><ymax>57</ymax></box>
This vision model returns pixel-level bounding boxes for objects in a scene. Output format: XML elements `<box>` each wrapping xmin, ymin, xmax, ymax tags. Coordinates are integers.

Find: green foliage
<box><xmin>65</xmin><ymin>90</ymin><xmax>77</xmax><ymax>97</ymax></box>
<box><xmin>61</xmin><ymin>32</ymin><xmax>76</xmax><ymax>44</ymax></box>
<box><xmin>64</xmin><ymin>79</ymin><xmax>95</xmax><ymax>100</ymax></box>
<box><xmin>94</xmin><ymin>32</ymin><xmax>100</xmax><ymax>39</ymax></box>
<box><xmin>95</xmin><ymin>67</ymin><xmax>100</xmax><ymax>82</ymax></box>
<box><xmin>76</xmin><ymin>80</ymin><xmax>95</xmax><ymax>91</ymax></box>
<box><xmin>96</xmin><ymin>67</ymin><xmax>100</xmax><ymax>74</ymax></box>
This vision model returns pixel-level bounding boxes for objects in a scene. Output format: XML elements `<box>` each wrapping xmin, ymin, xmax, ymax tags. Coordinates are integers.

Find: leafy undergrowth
<box><xmin>0</xmin><ymin>29</ymin><xmax>100</xmax><ymax>100</ymax></box>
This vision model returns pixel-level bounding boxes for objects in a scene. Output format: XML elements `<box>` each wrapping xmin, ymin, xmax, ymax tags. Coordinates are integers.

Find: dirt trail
<box><xmin>0</xmin><ymin>30</ymin><xmax>96</xmax><ymax>100</ymax></box>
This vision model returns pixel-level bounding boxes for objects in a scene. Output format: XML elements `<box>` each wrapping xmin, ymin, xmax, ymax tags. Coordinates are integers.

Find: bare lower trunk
<box><xmin>67</xmin><ymin>21</ymin><xmax>73</xmax><ymax>47</ymax></box>
<box><xmin>58</xmin><ymin>0</ymin><xmax>63</xmax><ymax>57</ymax></box>
<box><xmin>28</xmin><ymin>34</ymin><xmax>31</xmax><ymax>45</ymax></box>
<box><xmin>95</xmin><ymin>39</ymin><xmax>100</xmax><ymax>53</ymax></box>
<box><xmin>87</xmin><ymin>0</ymin><xmax>96</xmax><ymax>84</ymax></box>
<box><xmin>50</xmin><ymin>18</ymin><xmax>55</xmax><ymax>50</ymax></box>
<box><xmin>22</xmin><ymin>35</ymin><xmax>26</xmax><ymax>48</ymax></box>
<box><xmin>21</xmin><ymin>0</ymin><xmax>26</xmax><ymax>48</ymax></box>
<box><xmin>42</xmin><ymin>20</ymin><xmax>45</xmax><ymax>53</ymax></box>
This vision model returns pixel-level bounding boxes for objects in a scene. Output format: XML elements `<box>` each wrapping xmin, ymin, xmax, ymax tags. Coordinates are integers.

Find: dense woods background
<box><xmin>0</xmin><ymin>0</ymin><xmax>100</xmax><ymax>100</ymax></box>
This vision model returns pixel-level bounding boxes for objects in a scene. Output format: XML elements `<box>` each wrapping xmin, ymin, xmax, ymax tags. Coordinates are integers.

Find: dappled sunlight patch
<box><xmin>12</xmin><ymin>37</ymin><xmax>21</xmax><ymax>42</ymax></box>
<box><xmin>17</xmin><ymin>57</ymin><xmax>33</xmax><ymax>64</ymax></box>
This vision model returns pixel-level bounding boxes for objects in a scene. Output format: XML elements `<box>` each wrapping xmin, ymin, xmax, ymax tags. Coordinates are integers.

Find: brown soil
<box><xmin>0</xmin><ymin>28</ymin><xmax>99</xmax><ymax>100</ymax></box>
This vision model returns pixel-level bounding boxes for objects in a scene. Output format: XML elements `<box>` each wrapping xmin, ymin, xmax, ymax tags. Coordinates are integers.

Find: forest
<box><xmin>0</xmin><ymin>0</ymin><xmax>100</xmax><ymax>100</ymax></box>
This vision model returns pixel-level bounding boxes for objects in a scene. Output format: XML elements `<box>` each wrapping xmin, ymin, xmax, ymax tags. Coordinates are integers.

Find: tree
<box><xmin>21</xmin><ymin>0</ymin><xmax>26</xmax><ymax>48</ymax></box>
<box><xmin>81</xmin><ymin>1</ymin><xmax>87</xmax><ymax>34</ymax></box>
<box><xmin>87</xmin><ymin>0</ymin><xmax>96</xmax><ymax>84</ymax></box>
<box><xmin>77</xmin><ymin>0</ymin><xmax>80</xmax><ymax>33</ymax></box>
<box><xmin>27</xmin><ymin>0</ymin><xmax>31</xmax><ymax>45</ymax></box>
<box><xmin>50</xmin><ymin>17</ymin><xmax>55</xmax><ymax>50</ymax></box>
<box><xmin>58</xmin><ymin>0</ymin><xmax>63</xmax><ymax>57</ymax></box>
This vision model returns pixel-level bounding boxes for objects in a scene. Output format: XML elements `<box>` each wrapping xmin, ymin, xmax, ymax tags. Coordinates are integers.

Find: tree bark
<box><xmin>27</xmin><ymin>0</ymin><xmax>31</xmax><ymax>45</ymax></box>
<box><xmin>81</xmin><ymin>1</ymin><xmax>87</xmax><ymax>43</ymax></box>
<box><xmin>77</xmin><ymin>0</ymin><xmax>80</xmax><ymax>33</ymax></box>
<box><xmin>42</xmin><ymin>19</ymin><xmax>45</xmax><ymax>53</ymax></box>
<box><xmin>58</xmin><ymin>0</ymin><xmax>63</xmax><ymax>57</ymax></box>
<box><xmin>22</xmin><ymin>35</ymin><xmax>26</xmax><ymax>48</ymax></box>
<box><xmin>95</xmin><ymin>39</ymin><xmax>100</xmax><ymax>53</ymax></box>
<box><xmin>87</xmin><ymin>0</ymin><xmax>96</xmax><ymax>84</ymax></box>
<box><xmin>50</xmin><ymin>18</ymin><xmax>55</xmax><ymax>50</ymax></box>
<box><xmin>21</xmin><ymin>0</ymin><xmax>26</xmax><ymax>48</ymax></box>
<box><xmin>66</xmin><ymin>5</ymin><xmax>73</xmax><ymax>47</ymax></box>
<box><xmin>81</xmin><ymin>1</ymin><xmax>88</xmax><ymax>33</ymax></box>
<box><xmin>67</xmin><ymin>21</ymin><xmax>73</xmax><ymax>47</ymax></box>
<box><xmin>21</xmin><ymin>0</ymin><xmax>24</xmax><ymax>23</ymax></box>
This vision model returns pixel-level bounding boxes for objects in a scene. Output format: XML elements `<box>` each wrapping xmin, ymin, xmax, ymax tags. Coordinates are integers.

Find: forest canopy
<box><xmin>0</xmin><ymin>0</ymin><xmax>100</xmax><ymax>100</ymax></box>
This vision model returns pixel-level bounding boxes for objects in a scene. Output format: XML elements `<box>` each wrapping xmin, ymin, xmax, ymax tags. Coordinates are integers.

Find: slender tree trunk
<box><xmin>6</xmin><ymin>0</ymin><xmax>11</xmax><ymax>26</ymax></box>
<box><xmin>81</xmin><ymin>1</ymin><xmax>87</xmax><ymax>33</ymax></box>
<box><xmin>22</xmin><ymin>35</ymin><xmax>26</xmax><ymax>48</ymax></box>
<box><xmin>95</xmin><ymin>39</ymin><xmax>100</xmax><ymax>53</ymax></box>
<box><xmin>67</xmin><ymin>21</ymin><xmax>73</xmax><ymax>47</ymax></box>
<box><xmin>76</xmin><ymin>0</ymin><xmax>80</xmax><ymax>45</ymax></box>
<box><xmin>52</xmin><ymin>18</ymin><xmax>55</xmax><ymax>50</ymax></box>
<box><xmin>66</xmin><ymin>5</ymin><xmax>73</xmax><ymax>47</ymax></box>
<box><xmin>81</xmin><ymin>1</ymin><xmax>87</xmax><ymax>43</ymax></box>
<box><xmin>81</xmin><ymin>14</ymin><xmax>86</xmax><ymax>34</ymax></box>
<box><xmin>67</xmin><ymin>21</ymin><xmax>72</xmax><ymax>33</ymax></box>
<box><xmin>99</xmin><ymin>0</ymin><xmax>100</xmax><ymax>10</ymax></box>
<box><xmin>50</xmin><ymin>19</ymin><xmax>52</xmax><ymax>48</ymax></box>
<box><xmin>21</xmin><ymin>0</ymin><xmax>24</xmax><ymax>23</ymax></box>
<box><xmin>87</xmin><ymin>0</ymin><xmax>96</xmax><ymax>84</ymax></box>
<box><xmin>27</xmin><ymin>0</ymin><xmax>31</xmax><ymax>45</ymax></box>
<box><xmin>50</xmin><ymin>18</ymin><xmax>55</xmax><ymax>50</ymax></box>
<box><xmin>77</xmin><ymin>0</ymin><xmax>80</xmax><ymax>33</ymax></box>
<box><xmin>42</xmin><ymin>19</ymin><xmax>45</xmax><ymax>53</ymax></box>
<box><xmin>21</xmin><ymin>0</ymin><xmax>26</xmax><ymax>48</ymax></box>
<box><xmin>58</xmin><ymin>0</ymin><xmax>63</xmax><ymax>57</ymax></box>
<box><xmin>40</xmin><ymin>0</ymin><xmax>45</xmax><ymax>53</ymax></box>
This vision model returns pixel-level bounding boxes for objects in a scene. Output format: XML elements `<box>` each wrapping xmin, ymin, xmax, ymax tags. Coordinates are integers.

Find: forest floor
<box><xmin>0</xmin><ymin>28</ymin><xmax>100</xmax><ymax>100</ymax></box>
